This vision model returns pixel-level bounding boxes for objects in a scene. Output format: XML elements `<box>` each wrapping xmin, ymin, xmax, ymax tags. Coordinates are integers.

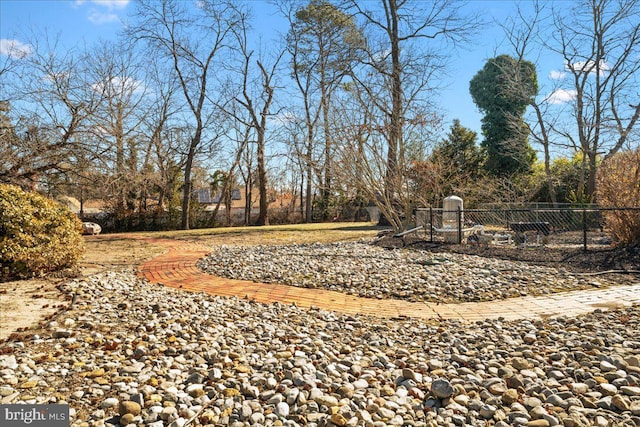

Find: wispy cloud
<box><xmin>0</xmin><ymin>39</ymin><xmax>32</xmax><ymax>58</ymax></box>
<box><xmin>546</xmin><ymin>88</ymin><xmax>577</xmax><ymax>105</ymax></box>
<box><xmin>76</xmin><ymin>0</ymin><xmax>129</xmax><ymax>25</ymax></box>
<box><xmin>271</xmin><ymin>111</ymin><xmax>298</xmax><ymax>126</ymax></box>
<box><xmin>373</xmin><ymin>48</ymin><xmax>391</xmax><ymax>64</ymax></box>
<box><xmin>91</xmin><ymin>76</ymin><xmax>145</xmax><ymax>95</ymax></box>
<box><xmin>566</xmin><ymin>59</ymin><xmax>610</xmax><ymax>76</ymax></box>
<box><xmin>76</xmin><ymin>0</ymin><xmax>129</xmax><ymax>9</ymax></box>
<box><xmin>88</xmin><ymin>12</ymin><xmax>119</xmax><ymax>24</ymax></box>
<box><xmin>549</xmin><ymin>70</ymin><xmax>566</xmax><ymax>80</ymax></box>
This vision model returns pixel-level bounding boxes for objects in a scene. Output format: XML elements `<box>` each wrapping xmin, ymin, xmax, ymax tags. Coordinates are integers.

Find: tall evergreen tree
<box><xmin>414</xmin><ymin>119</ymin><xmax>484</xmax><ymax>204</ymax></box>
<box><xmin>469</xmin><ymin>54</ymin><xmax>538</xmax><ymax>176</ymax></box>
<box><xmin>432</xmin><ymin>119</ymin><xmax>484</xmax><ymax>177</ymax></box>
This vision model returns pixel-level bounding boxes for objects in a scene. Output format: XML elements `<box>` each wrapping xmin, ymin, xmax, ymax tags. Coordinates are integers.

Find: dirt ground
<box><xmin>0</xmin><ymin>236</ymin><xmax>166</xmax><ymax>341</ymax></box>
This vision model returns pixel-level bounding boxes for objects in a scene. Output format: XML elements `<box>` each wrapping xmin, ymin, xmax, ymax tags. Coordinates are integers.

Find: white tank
<box><xmin>443</xmin><ymin>195</ymin><xmax>463</xmax><ymax>229</ymax></box>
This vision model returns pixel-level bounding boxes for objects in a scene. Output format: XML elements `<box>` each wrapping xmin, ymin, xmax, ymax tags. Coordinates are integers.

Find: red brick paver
<box><xmin>137</xmin><ymin>237</ymin><xmax>640</xmax><ymax>321</ymax></box>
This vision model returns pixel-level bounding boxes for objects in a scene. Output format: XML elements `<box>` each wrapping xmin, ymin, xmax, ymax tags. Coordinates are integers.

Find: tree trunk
<box><xmin>386</xmin><ymin>0</ymin><xmax>402</xmax><ymax>204</ymax></box>
<box><xmin>299</xmin><ymin>176</ymin><xmax>304</xmax><ymax>220</ymax></box>
<box><xmin>256</xmin><ymin>126</ymin><xmax>269</xmax><ymax>226</ymax></box>
<box><xmin>578</xmin><ymin>154</ymin><xmax>587</xmax><ymax>202</ymax></box>
<box><xmin>245</xmin><ymin>181</ymin><xmax>252</xmax><ymax>225</ymax></box>
<box><xmin>225</xmin><ymin>187</ymin><xmax>232</xmax><ymax>226</ymax></box>
<box><xmin>79</xmin><ymin>186</ymin><xmax>85</xmax><ymax>221</ymax></box>
<box><xmin>532</xmin><ymin>103</ymin><xmax>557</xmax><ymax>206</ymax></box>
<box><xmin>180</xmin><ymin>164</ymin><xmax>192</xmax><ymax>230</ymax></box>
<box><xmin>587</xmin><ymin>151</ymin><xmax>598</xmax><ymax>201</ymax></box>
<box><xmin>116</xmin><ymin>132</ymin><xmax>126</xmax><ymax>216</ymax></box>
<box><xmin>545</xmin><ymin>152</ymin><xmax>557</xmax><ymax>206</ymax></box>
<box><xmin>305</xmin><ymin>138</ymin><xmax>313</xmax><ymax>223</ymax></box>
<box><xmin>181</xmin><ymin>136</ymin><xmax>198</xmax><ymax>230</ymax></box>
<box><xmin>321</xmin><ymin>80</ymin><xmax>331</xmax><ymax>220</ymax></box>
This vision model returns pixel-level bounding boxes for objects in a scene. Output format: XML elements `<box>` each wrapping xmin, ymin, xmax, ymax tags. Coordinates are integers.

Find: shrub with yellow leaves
<box><xmin>0</xmin><ymin>184</ymin><xmax>85</xmax><ymax>279</ymax></box>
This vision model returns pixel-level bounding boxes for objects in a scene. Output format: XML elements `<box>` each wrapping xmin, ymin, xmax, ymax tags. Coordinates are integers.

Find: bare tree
<box><xmin>500</xmin><ymin>0</ymin><xmax>640</xmax><ymax>203</ymax></box>
<box><xmin>86</xmin><ymin>42</ymin><xmax>148</xmax><ymax>216</ymax></box>
<box><xmin>0</xmin><ymin>36</ymin><xmax>29</xmax><ymax>101</ymax></box>
<box><xmin>501</xmin><ymin>3</ymin><xmax>559</xmax><ymax>204</ymax></box>
<box><xmin>240</xmin><ymin>135</ymin><xmax>256</xmax><ymax>226</ymax></box>
<box><xmin>127</xmin><ymin>0</ymin><xmax>240</xmax><ymax>229</ymax></box>
<box><xmin>226</xmin><ymin>10</ymin><xmax>284</xmax><ymax>226</ymax></box>
<box><xmin>341</xmin><ymin>0</ymin><xmax>479</xmax><ymax>230</ymax></box>
<box><xmin>1</xmin><ymin>34</ymin><xmax>99</xmax><ymax>190</ymax></box>
<box><xmin>137</xmin><ymin>60</ymin><xmax>180</xmax><ymax>213</ymax></box>
<box><xmin>496</xmin><ymin>4</ymin><xmax>564</xmax><ymax>206</ymax></box>
<box><xmin>284</xmin><ymin>0</ymin><xmax>364</xmax><ymax>221</ymax></box>
<box><xmin>549</xmin><ymin>0</ymin><xmax>640</xmax><ymax>200</ymax></box>
<box><xmin>333</xmin><ymin>83</ymin><xmax>443</xmax><ymax>229</ymax></box>
<box><xmin>207</xmin><ymin>105</ymin><xmax>251</xmax><ymax>226</ymax></box>
<box><xmin>280</xmin><ymin>114</ymin><xmax>315</xmax><ymax>221</ymax></box>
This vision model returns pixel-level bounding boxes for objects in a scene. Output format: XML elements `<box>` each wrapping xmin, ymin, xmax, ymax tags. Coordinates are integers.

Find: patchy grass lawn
<box><xmin>143</xmin><ymin>221</ymin><xmax>381</xmax><ymax>247</ymax></box>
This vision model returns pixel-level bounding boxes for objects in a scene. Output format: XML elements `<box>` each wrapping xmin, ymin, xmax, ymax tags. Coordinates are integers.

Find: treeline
<box><xmin>1</xmin><ymin>0</ymin><xmax>638</xmax><ymax>233</ymax></box>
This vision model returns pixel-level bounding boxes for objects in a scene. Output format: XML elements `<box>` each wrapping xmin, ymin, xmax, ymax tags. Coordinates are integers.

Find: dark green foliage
<box><xmin>291</xmin><ymin>0</ymin><xmax>364</xmax><ymax>75</ymax></box>
<box><xmin>432</xmin><ymin>119</ymin><xmax>484</xmax><ymax>177</ymax></box>
<box><xmin>470</xmin><ymin>55</ymin><xmax>538</xmax><ymax>176</ymax></box>
<box><xmin>0</xmin><ymin>184</ymin><xmax>85</xmax><ymax>279</ymax></box>
<box><xmin>408</xmin><ymin>120</ymin><xmax>484</xmax><ymax>207</ymax></box>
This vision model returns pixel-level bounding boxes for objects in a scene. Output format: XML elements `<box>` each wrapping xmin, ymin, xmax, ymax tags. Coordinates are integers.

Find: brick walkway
<box><xmin>137</xmin><ymin>237</ymin><xmax>640</xmax><ymax>322</ymax></box>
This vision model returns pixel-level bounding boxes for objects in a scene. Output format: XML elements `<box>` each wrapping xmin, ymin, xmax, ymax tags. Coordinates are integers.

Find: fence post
<box><xmin>582</xmin><ymin>208</ymin><xmax>587</xmax><ymax>252</ymax></box>
<box><xmin>457</xmin><ymin>206</ymin><xmax>462</xmax><ymax>244</ymax></box>
<box><xmin>429</xmin><ymin>207</ymin><xmax>433</xmax><ymax>243</ymax></box>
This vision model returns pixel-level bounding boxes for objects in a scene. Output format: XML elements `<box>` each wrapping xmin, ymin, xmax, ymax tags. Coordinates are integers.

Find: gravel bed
<box><xmin>1</xmin><ymin>271</ymin><xmax>639</xmax><ymax>427</ymax></box>
<box><xmin>197</xmin><ymin>241</ymin><xmax>618</xmax><ymax>303</ymax></box>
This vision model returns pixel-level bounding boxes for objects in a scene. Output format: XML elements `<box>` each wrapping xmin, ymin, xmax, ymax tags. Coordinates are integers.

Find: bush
<box><xmin>0</xmin><ymin>184</ymin><xmax>85</xmax><ymax>279</ymax></box>
<box><xmin>596</xmin><ymin>148</ymin><xmax>640</xmax><ymax>247</ymax></box>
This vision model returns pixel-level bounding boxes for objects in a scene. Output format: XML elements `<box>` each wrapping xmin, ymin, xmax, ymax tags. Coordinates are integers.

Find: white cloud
<box><xmin>76</xmin><ymin>0</ymin><xmax>129</xmax><ymax>9</ymax></box>
<box><xmin>271</xmin><ymin>111</ymin><xmax>297</xmax><ymax>126</ymax></box>
<box><xmin>0</xmin><ymin>39</ymin><xmax>32</xmax><ymax>58</ymax></box>
<box><xmin>76</xmin><ymin>0</ymin><xmax>129</xmax><ymax>25</ymax></box>
<box><xmin>91</xmin><ymin>76</ymin><xmax>145</xmax><ymax>95</ymax></box>
<box><xmin>546</xmin><ymin>88</ymin><xmax>577</xmax><ymax>105</ymax></box>
<box><xmin>94</xmin><ymin>0</ymin><xmax>129</xmax><ymax>9</ymax></box>
<box><xmin>566</xmin><ymin>59</ymin><xmax>610</xmax><ymax>76</ymax></box>
<box><xmin>549</xmin><ymin>70</ymin><xmax>566</xmax><ymax>80</ymax></box>
<box><xmin>88</xmin><ymin>12</ymin><xmax>119</xmax><ymax>24</ymax></box>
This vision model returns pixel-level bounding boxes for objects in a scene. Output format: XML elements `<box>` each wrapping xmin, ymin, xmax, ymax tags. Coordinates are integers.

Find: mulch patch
<box><xmin>374</xmin><ymin>235</ymin><xmax>640</xmax><ymax>274</ymax></box>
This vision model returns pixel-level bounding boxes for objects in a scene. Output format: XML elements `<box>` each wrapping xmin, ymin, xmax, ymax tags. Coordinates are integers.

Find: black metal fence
<box><xmin>415</xmin><ymin>206</ymin><xmax>640</xmax><ymax>250</ymax></box>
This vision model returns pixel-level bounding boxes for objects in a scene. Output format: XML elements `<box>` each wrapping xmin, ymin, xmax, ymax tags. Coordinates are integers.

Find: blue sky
<box><xmin>1</xmin><ymin>0</ymin><xmax>568</xmax><ymax>136</ymax></box>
